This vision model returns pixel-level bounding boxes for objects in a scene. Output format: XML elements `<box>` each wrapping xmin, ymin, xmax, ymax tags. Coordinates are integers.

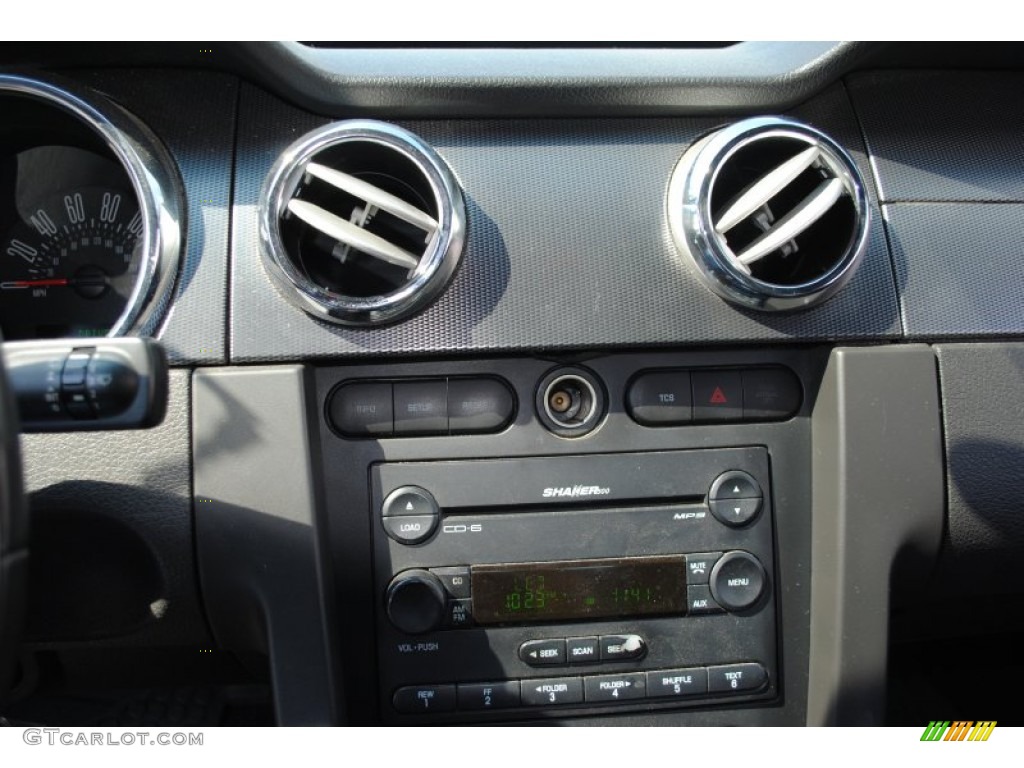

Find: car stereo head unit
<box><xmin>371</xmin><ymin>448</ymin><xmax>777</xmax><ymax>722</ymax></box>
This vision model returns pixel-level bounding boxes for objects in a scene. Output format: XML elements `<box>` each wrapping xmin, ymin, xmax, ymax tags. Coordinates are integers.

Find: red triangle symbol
<box><xmin>709</xmin><ymin>386</ymin><xmax>728</xmax><ymax>404</ymax></box>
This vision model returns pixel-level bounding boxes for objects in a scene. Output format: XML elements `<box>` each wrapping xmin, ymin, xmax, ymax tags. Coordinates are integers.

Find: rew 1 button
<box><xmin>393</xmin><ymin>684</ymin><xmax>456</xmax><ymax>714</ymax></box>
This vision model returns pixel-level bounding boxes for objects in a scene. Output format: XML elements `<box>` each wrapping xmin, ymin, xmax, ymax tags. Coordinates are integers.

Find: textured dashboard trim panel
<box><xmin>70</xmin><ymin>70</ymin><xmax>237</xmax><ymax>366</ymax></box>
<box><xmin>231</xmin><ymin>83</ymin><xmax>900</xmax><ymax>362</ymax></box>
<box><xmin>883</xmin><ymin>203</ymin><xmax>1024</xmax><ymax>338</ymax></box>
<box><xmin>848</xmin><ymin>70</ymin><xmax>1024</xmax><ymax>203</ymax></box>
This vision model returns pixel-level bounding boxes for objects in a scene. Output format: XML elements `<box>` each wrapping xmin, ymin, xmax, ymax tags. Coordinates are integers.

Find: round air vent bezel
<box><xmin>259</xmin><ymin>120</ymin><xmax>466</xmax><ymax>326</ymax></box>
<box><xmin>667</xmin><ymin>116</ymin><xmax>870</xmax><ymax>312</ymax></box>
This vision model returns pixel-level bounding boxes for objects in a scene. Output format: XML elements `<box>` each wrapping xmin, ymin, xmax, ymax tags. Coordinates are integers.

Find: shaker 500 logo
<box><xmin>542</xmin><ymin>485</ymin><xmax>611</xmax><ymax>499</ymax></box>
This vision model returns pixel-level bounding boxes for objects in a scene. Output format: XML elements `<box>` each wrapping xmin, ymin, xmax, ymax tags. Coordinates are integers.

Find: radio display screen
<box><xmin>470</xmin><ymin>555</ymin><xmax>687</xmax><ymax>625</ymax></box>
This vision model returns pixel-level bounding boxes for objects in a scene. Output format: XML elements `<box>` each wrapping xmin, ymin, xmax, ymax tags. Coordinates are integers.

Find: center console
<box><xmin>294</xmin><ymin>348</ymin><xmax>825</xmax><ymax>725</ymax></box>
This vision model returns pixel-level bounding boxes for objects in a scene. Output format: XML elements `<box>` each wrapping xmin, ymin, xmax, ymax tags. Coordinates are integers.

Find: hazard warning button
<box><xmin>692</xmin><ymin>371</ymin><xmax>742</xmax><ymax>422</ymax></box>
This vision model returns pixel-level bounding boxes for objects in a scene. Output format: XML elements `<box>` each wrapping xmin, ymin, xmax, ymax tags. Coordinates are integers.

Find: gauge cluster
<box><xmin>1</xmin><ymin>146</ymin><xmax>142</xmax><ymax>339</ymax></box>
<box><xmin>0</xmin><ymin>75</ymin><xmax>183</xmax><ymax>343</ymax></box>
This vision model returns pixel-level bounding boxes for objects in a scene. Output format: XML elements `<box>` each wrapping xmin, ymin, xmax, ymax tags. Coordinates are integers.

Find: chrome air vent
<box><xmin>667</xmin><ymin>116</ymin><xmax>869</xmax><ymax>311</ymax></box>
<box><xmin>260</xmin><ymin>121</ymin><xmax>465</xmax><ymax>325</ymax></box>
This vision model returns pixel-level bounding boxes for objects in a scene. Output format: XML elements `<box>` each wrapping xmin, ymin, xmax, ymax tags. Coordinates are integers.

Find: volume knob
<box><xmin>386</xmin><ymin>569</ymin><xmax>447</xmax><ymax>634</ymax></box>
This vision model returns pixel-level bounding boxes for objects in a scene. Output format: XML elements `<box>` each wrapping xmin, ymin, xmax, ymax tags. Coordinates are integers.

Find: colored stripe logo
<box><xmin>921</xmin><ymin>721</ymin><xmax>997</xmax><ymax>741</ymax></box>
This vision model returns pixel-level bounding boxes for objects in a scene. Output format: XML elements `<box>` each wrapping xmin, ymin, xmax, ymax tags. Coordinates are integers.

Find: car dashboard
<box><xmin>0</xmin><ymin>41</ymin><xmax>1022</xmax><ymax>727</ymax></box>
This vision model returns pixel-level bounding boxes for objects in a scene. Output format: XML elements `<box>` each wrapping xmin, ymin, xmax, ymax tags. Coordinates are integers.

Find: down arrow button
<box><xmin>708</xmin><ymin>470</ymin><xmax>763</xmax><ymax>527</ymax></box>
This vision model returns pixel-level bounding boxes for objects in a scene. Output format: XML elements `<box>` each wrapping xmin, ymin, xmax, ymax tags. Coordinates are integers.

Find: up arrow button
<box><xmin>708</xmin><ymin>470</ymin><xmax>763</xmax><ymax>528</ymax></box>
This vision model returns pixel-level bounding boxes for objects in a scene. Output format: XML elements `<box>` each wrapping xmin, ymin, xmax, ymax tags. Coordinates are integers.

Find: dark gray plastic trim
<box><xmin>0</xmin><ymin>328</ymin><xmax>26</xmax><ymax>697</ymax></box>
<box><xmin>232</xmin><ymin>41</ymin><xmax>872</xmax><ymax>117</ymax></box>
<box><xmin>807</xmin><ymin>345</ymin><xmax>944</xmax><ymax>725</ymax></box>
<box><xmin>932</xmin><ymin>343</ymin><xmax>1024</xmax><ymax>596</ymax></box>
<box><xmin>193</xmin><ymin>366</ymin><xmax>338</xmax><ymax>725</ymax></box>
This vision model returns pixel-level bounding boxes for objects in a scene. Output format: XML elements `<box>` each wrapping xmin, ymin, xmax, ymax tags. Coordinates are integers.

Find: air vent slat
<box><xmin>287</xmin><ymin>199</ymin><xmax>420</xmax><ymax>270</ymax></box>
<box><xmin>714</xmin><ymin>144</ymin><xmax>820</xmax><ymax>234</ymax></box>
<box><xmin>736</xmin><ymin>177</ymin><xmax>844</xmax><ymax>266</ymax></box>
<box><xmin>305</xmin><ymin>162</ymin><xmax>439</xmax><ymax>236</ymax></box>
<box><xmin>261</xmin><ymin>120</ymin><xmax>466</xmax><ymax>325</ymax></box>
<box><xmin>667</xmin><ymin>116</ymin><xmax>869</xmax><ymax>311</ymax></box>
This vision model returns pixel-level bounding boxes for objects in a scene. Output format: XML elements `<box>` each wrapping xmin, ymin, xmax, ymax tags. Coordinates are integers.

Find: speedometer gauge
<box><xmin>2</xmin><ymin>186</ymin><xmax>142</xmax><ymax>339</ymax></box>
<box><xmin>0</xmin><ymin>74</ymin><xmax>183</xmax><ymax>342</ymax></box>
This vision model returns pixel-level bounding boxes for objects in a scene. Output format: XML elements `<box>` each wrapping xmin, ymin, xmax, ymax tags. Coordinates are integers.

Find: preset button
<box><xmin>584</xmin><ymin>673</ymin><xmax>646</xmax><ymax>702</ymax></box>
<box><xmin>646</xmin><ymin>667</ymin><xmax>709</xmax><ymax>698</ymax></box>
<box><xmin>393</xmin><ymin>684</ymin><xmax>456</xmax><ymax>713</ymax></box>
<box><xmin>707</xmin><ymin>663</ymin><xmax>768</xmax><ymax>694</ymax></box>
<box><xmin>520</xmin><ymin>677</ymin><xmax>583</xmax><ymax>706</ymax></box>
<box><xmin>457</xmin><ymin>681</ymin><xmax>521</xmax><ymax>711</ymax></box>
